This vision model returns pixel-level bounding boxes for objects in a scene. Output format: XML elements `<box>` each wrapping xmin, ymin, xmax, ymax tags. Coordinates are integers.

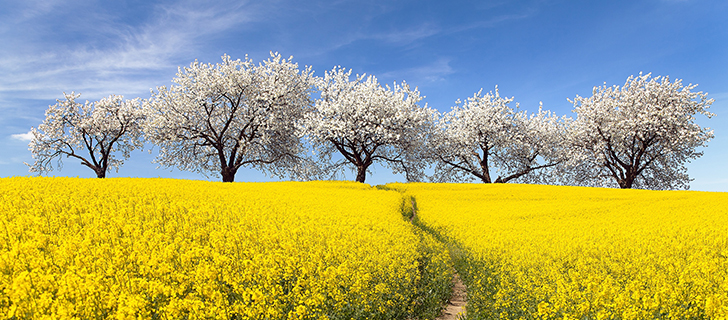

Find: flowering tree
<box><xmin>26</xmin><ymin>92</ymin><xmax>145</xmax><ymax>178</ymax></box>
<box><xmin>144</xmin><ymin>53</ymin><xmax>315</xmax><ymax>182</ymax></box>
<box><xmin>566</xmin><ymin>73</ymin><xmax>714</xmax><ymax>189</ymax></box>
<box><xmin>430</xmin><ymin>87</ymin><xmax>565</xmax><ymax>183</ymax></box>
<box><xmin>302</xmin><ymin>67</ymin><xmax>436</xmax><ymax>183</ymax></box>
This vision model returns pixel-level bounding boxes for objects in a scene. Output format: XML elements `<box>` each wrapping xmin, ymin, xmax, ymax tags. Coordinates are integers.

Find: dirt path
<box><xmin>409</xmin><ymin>198</ymin><xmax>467</xmax><ymax>320</ymax></box>
<box><xmin>436</xmin><ymin>273</ymin><xmax>467</xmax><ymax>320</ymax></box>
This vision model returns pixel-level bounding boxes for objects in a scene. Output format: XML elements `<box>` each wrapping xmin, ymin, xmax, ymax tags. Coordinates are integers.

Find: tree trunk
<box><xmin>618</xmin><ymin>177</ymin><xmax>634</xmax><ymax>189</ymax></box>
<box><xmin>617</xmin><ymin>170</ymin><xmax>637</xmax><ymax>189</ymax></box>
<box><xmin>355</xmin><ymin>165</ymin><xmax>367</xmax><ymax>183</ymax></box>
<box><xmin>221</xmin><ymin>167</ymin><xmax>237</xmax><ymax>183</ymax></box>
<box><xmin>95</xmin><ymin>169</ymin><xmax>106</xmax><ymax>178</ymax></box>
<box><xmin>479</xmin><ymin>167</ymin><xmax>492</xmax><ymax>183</ymax></box>
<box><xmin>479</xmin><ymin>150</ymin><xmax>492</xmax><ymax>183</ymax></box>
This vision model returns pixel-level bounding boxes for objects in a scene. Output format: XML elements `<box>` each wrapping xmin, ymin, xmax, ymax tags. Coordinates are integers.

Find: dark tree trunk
<box><xmin>355</xmin><ymin>165</ymin><xmax>367</xmax><ymax>183</ymax></box>
<box><xmin>615</xmin><ymin>165</ymin><xmax>638</xmax><ymax>189</ymax></box>
<box><xmin>221</xmin><ymin>167</ymin><xmax>237</xmax><ymax>183</ymax></box>
<box><xmin>95</xmin><ymin>168</ymin><xmax>106</xmax><ymax>178</ymax></box>
<box><xmin>479</xmin><ymin>147</ymin><xmax>492</xmax><ymax>183</ymax></box>
<box><xmin>618</xmin><ymin>176</ymin><xmax>635</xmax><ymax>189</ymax></box>
<box><xmin>479</xmin><ymin>165</ymin><xmax>492</xmax><ymax>183</ymax></box>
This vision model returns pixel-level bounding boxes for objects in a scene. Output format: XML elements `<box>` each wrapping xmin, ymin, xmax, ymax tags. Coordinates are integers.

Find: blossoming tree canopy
<box><xmin>567</xmin><ymin>73</ymin><xmax>715</xmax><ymax>189</ymax></box>
<box><xmin>302</xmin><ymin>66</ymin><xmax>436</xmax><ymax>183</ymax></box>
<box><xmin>26</xmin><ymin>92</ymin><xmax>145</xmax><ymax>178</ymax></box>
<box><xmin>430</xmin><ymin>87</ymin><xmax>566</xmax><ymax>183</ymax></box>
<box><xmin>143</xmin><ymin>53</ymin><xmax>316</xmax><ymax>182</ymax></box>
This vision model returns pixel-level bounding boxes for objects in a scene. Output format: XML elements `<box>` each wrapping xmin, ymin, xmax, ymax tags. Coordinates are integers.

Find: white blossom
<box><xmin>26</xmin><ymin>92</ymin><xmax>145</xmax><ymax>178</ymax></box>
<box><xmin>565</xmin><ymin>73</ymin><xmax>714</xmax><ymax>189</ymax></box>
<box><xmin>143</xmin><ymin>53</ymin><xmax>316</xmax><ymax>182</ymax></box>
<box><xmin>430</xmin><ymin>87</ymin><xmax>566</xmax><ymax>183</ymax></box>
<box><xmin>301</xmin><ymin>67</ymin><xmax>436</xmax><ymax>183</ymax></box>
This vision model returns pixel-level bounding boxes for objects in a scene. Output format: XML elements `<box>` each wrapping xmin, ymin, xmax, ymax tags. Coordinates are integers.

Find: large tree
<box><xmin>566</xmin><ymin>73</ymin><xmax>714</xmax><ymax>189</ymax></box>
<box><xmin>430</xmin><ymin>87</ymin><xmax>565</xmax><ymax>183</ymax></box>
<box><xmin>301</xmin><ymin>67</ymin><xmax>435</xmax><ymax>183</ymax></box>
<box><xmin>144</xmin><ymin>53</ymin><xmax>315</xmax><ymax>182</ymax></box>
<box><xmin>26</xmin><ymin>92</ymin><xmax>145</xmax><ymax>178</ymax></box>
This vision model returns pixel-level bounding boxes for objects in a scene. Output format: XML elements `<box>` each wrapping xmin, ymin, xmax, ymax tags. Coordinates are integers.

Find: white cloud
<box><xmin>309</xmin><ymin>23</ymin><xmax>442</xmax><ymax>57</ymax></box>
<box><xmin>299</xmin><ymin>4</ymin><xmax>534</xmax><ymax>60</ymax></box>
<box><xmin>709</xmin><ymin>91</ymin><xmax>728</xmax><ymax>102</ymax></box>
<box><xmin>0</xmin><ymin>0</ymin><xmax>263</xmax><ymax>101</ymax></box>
<box><xmin>381</xmin><ymin>58</ymin><xmax>455</xmax><ymax>84</ymax></box>
<box><xmin>10</xmin><ymin>131</ymin><xmax>33</xmax><ymax>141</ymax></box>
<box><xmin>370</xmin><ymin>24</ymin><xmax>441</xmax><ymax>45</ymax></box>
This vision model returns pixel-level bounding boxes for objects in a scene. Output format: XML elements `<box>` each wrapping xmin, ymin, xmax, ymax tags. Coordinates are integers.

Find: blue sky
<box><xmin>1</xmin><ymin>0</ymin><xmax>726</xmax><ymax>191</ymax></box>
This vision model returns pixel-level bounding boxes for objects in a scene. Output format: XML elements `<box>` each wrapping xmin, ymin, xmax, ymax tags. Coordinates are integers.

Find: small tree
<box><xmin>430</xmin><ymin>87</ymin><xmax>565</xmax><ymax>183</ymax></box>
<box><xmin>302</xmin><ymin>67</ymin><xmax>435</xmax><ymax>183</ymax></box>
<box><xmin>27</xmin><ymin>92</ymin><xmax>145</xmax><ymax>178</ymax></box>
<box><xmin>144</xmin><ymin>53</ymin><xmax>315</xmax><ymax>182</ymax></box>
<box><xmin>566</xmin><ymin>73</ymin><xmax>714</xmax><ymax>189</ymax></box>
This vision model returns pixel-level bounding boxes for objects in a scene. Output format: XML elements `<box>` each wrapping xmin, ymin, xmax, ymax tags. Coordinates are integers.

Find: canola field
<box><xmin>0</xmin><ymin>177</ymin><xmax>452</xmax><ymax>320</ymax></box>
<box><xmin>390</xmin><ymin>183</ymin><xmax>728</xmax><ymax>320</ymax></box>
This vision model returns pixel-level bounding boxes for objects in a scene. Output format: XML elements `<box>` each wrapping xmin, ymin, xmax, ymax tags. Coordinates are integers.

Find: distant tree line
<box><xmin>26</xmin><ymin>53</ymin><xmax>715</xmax><ymax>189</ymax></box>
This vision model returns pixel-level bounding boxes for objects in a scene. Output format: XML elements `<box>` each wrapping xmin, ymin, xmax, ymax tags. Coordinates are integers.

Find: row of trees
<box><xmin>27</xmin><ymin>53</ymin><xmax>715</xmax><ymax>189</ymax></box>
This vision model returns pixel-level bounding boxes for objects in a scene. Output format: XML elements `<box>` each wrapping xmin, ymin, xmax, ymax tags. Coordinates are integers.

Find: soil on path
<box><xmin>436</xmin><ymin>273</ymin><xmax>467</xmax><ymax>320</ymax></box>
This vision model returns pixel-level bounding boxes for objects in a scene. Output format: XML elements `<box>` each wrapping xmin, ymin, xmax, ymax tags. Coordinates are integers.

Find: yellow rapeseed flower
<box><xmin>0</xmin><ymin>177</ymin><xmax>451</xmax><ymax>319</ymax></box>
<box><xmin>389</xmin><ymin>182</ymin><xmax>728</xmax><ymax>320</ymax></box>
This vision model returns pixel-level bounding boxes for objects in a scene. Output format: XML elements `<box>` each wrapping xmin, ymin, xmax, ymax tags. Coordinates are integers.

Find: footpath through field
<box><xmin>405</xmin><ymin>195</ymin><xmax>467</xmax><ymax>320</ymax></box>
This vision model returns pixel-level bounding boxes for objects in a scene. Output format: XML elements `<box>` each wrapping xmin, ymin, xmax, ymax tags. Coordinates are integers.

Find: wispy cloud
<box><xmin>708</xmin><ymin>91</ymin><xmax>728</xmax><ymax>103</ymax></box>
<box><xmin>0</xmin><ymin>0</ymin><xmax>262</xmax><ymax>101</ymax></box>
<box><xmin>445</xmin><ymin>10</ymin><xmax>536</xmax><ymax>34</ymax></box>
<box><xmin>10</xmin><ymin>131</ymin><xmax>33</xmax><ymax>141</ymax></box>
<box><xmin>304</xmin><ymin>5</ymin><xmax>534</xmax><ymax>60</ymax></box>
<box><xmin>0</xmin><ymin>0</ymin><xmax>66</xmax><ymax>29</ymax></box>
<box><xmin>380</xmin><ymin>58</ymin><xmax>455</xmax><ymax>84</ymax></box>
<box><xmin>310</xmin><ymin>23</ymin><xmax>442</xmax><ymax>58</ymax></box>
<box><xmin>369</xmin><ymin>24</ymin><xmax>441</xmax><ymax>45</ymax></box>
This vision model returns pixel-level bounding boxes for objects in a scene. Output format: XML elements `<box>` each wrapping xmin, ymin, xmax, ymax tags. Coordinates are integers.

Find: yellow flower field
<box><xmin>0</xmin><ymin>177</ymin><xmax>452</xmax><ymax>320</ymax></box>
<box><xmin>389</xmin><ymin>183</ymin><xmax>728</xmax><ymax>320</ymax></box>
